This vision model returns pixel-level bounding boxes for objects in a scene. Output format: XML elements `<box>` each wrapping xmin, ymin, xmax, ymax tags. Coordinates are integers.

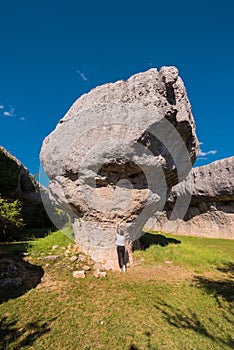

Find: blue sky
<box><xmin>0</xmin><ymin>0</ymin><xmax>233</xmax><ymax>185</ymax></box>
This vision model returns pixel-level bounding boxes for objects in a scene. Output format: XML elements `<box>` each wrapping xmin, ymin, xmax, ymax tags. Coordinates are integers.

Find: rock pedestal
<box><xmin>40</xmin><ymin>67</ymin><xmax>199</xmax><ymax>269</ymax></box>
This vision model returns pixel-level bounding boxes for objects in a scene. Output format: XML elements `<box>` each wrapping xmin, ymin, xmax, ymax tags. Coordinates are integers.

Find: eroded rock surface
<box><xmin>40</xmin><ymin>67</ymin><xmax>199</xmax><ymax>268</ymax></box>
<box><xmin>0</xmin><ymin>146</ymin><xmax>52</xmax><ymax>228</ymax></box>
<box><xmin>146</xmin><ymin>157</ymin><xmax>234</xmax><ymax>239</ymax></box>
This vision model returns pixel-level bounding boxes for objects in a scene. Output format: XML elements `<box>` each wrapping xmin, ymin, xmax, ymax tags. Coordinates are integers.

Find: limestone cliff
<box><xmin>146</xmin><ymin>156</ymin><xmax>234</xmax><ymax>239</ymax></box>
<box><xmin>0</xmin><ymin>146</ymin><xmax>52</xmax><ymax>228</ymax></box>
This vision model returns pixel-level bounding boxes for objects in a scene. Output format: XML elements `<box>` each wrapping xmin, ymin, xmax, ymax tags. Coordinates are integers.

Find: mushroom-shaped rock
<box><xmin>40</xmin><ymin>67</ymin><xmax>199</xmax><ymax>269</ymax></box>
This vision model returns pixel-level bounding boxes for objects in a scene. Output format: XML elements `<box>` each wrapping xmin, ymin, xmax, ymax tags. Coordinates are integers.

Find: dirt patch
<box><xmin>36</xmin><ymin>273</ymin><xmax>69</xmax><ymax>291</ymax></box>
<box><xmin>115</xmin><ymin>264</ymin><xmax>194</xmax><ymax>283</ymax></box>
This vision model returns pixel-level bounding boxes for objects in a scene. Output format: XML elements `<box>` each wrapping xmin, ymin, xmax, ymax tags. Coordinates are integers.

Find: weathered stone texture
<box><xmin>146</xmin><ymin>157</ymin><xmax>234</xmax><ymax>239</ymax></box>
<box><xmin>40</xmin><ymin>67</ymin><xmax>199</xmax><ymax>268</ymax></box>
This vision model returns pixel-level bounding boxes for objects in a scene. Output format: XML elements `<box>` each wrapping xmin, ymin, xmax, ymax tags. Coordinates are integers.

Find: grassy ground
<box><xmin>0</xmin><ymin>230</ymin><xmax>233</xmax><ymax>350</ymax></box>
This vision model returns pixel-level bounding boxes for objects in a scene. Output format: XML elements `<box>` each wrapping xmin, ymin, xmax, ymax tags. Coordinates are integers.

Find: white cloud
<box><xmin>198</xmin><ymin>143</ymin><xmax>217</xmax><ymax>160</ymax></box>
<box><xmin>198</xmin><ymin>149</ymin><xmax>217</xmax><ymax>157</ymax></box>
<box><xmin>19</xmin><ymin>116</ymin><xmax>25</xmax><ymax>121</ymax></box>
<box><xmin>76</xmin><ymin>69</ymin><xmax>88</xmax><ymax>81</ymax></box>
<box><xmin>3</xmin><ymin>106</ymin><xmax>15</xmax><ymax>117</ymax></box>
<box><xmin>0</xmin><ymin>105</ymin><xmax>4</xmax><ymax>109</ymax></box>
<box><xmin>3</xmin><ymin>111</ymin><xmax>12</xmax><ymax>117</ymax></box>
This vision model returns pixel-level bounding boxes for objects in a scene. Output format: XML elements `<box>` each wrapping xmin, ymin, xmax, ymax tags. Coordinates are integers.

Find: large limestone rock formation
<box><xmin>0</xmin><ymin>146</ymin><xmax>52</xmax><ymax>228</ymax></box>
<box><xmin>146</xmin><ymin>156</ymin><xmax>234</xmax><ymax>239</ymax></box>
<box><xmin>40</xmin><ymin>67</ymin><xmax>199</xmax><ymax>269</ymax></box>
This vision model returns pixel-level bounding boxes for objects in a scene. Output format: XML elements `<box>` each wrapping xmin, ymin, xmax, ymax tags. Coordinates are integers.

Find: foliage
<box><xmin>0</xmin><ymin>148</ymin><xmax>19</xmax><ymax>196</ymax></box>
<box><xmin>0</xmin><ymin>196</ymin><xmax>24</xmax><ymax>240</ymax></box>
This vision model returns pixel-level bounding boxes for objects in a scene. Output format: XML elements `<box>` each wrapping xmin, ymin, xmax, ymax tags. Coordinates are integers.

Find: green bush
<box><xmin>0</xmin><ymin>196</ymin><xmax>24</xmax><ymax>240</ymax></box>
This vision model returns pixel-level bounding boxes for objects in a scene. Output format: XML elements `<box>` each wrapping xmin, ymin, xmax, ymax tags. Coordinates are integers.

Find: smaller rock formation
<box><xmin>0</xmin><ymin>146</ymin><xmax>53</xmax><ymax>228</ymax></box>
<box><xmin>0</xmin><ymin>251</ymin><xmax>44</xmax><ymax>303</ymax></box>
<box><xmin>146</xmin><ymin>156</ymin><xmax>234</xmax><ymax>239</ymax></box>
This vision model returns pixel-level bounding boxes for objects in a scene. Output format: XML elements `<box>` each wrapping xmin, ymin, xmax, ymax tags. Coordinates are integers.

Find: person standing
<box><xmin>115</xmin><ymin>222</ymin><xmax>126</xmax><ymax>272</ymax></box>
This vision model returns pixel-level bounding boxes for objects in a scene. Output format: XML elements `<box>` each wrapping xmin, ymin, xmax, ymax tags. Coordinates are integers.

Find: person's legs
<box><xmin>117</xmin><ymin>246</ymin><xmax>126</xmax><ymax>271</ymax></box>
<box><xmin>121</xmin><ymin>247</ymin><xmax>126</xmax><ymax>272</ymax></box>
<box><xmin>117</xmin><ymin>246</ymin><xmax>124</xmax><ymax>269</ymax></box>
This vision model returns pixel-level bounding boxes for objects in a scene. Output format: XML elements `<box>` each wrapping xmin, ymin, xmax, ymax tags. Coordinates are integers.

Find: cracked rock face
<box><xmin>40</xmin><ymin>67</ymin><xmax>199</xmax><ymax>268</ymax></box>
<box><xmin>146</xmin><ymin>157</ymin><xmax>234</xmax><ymax>239</ymax></box>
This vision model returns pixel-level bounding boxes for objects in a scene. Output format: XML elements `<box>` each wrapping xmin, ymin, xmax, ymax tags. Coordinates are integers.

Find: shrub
<box><xmin>0</xmin><ymin>196</ymin><xmax>24</xmax><ymax>240</ymax></box>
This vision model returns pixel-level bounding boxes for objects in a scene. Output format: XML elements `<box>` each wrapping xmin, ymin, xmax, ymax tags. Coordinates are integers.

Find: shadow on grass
<box><xmin>0</xmin><ymin>242</ymin><xmax>29</xmax><ymax>257</ymax></box>
<box><xmin>128</xmin><ymin>331</ymin><xmax>157</xmax><ymax>350</ymax></box>
<box><xmin>136</xmin><ymin>232</ymin><xmax>181</xmax><ymax>251</ymax></box>
<box><xmin>1</xmin><ymin>227</ymin><xmax>55</xmax><ymax>243</ymax></box>
<box><xmin>218</xmin><ymin>261</ymin><xmax>234</xmax><ymax>275</ymax></box>
<box><xmin>194</xmin><ymin>276</ymin><xmax>234</xmax><ymax>303</ymax></box>
<box><xmin>154</xmin><ymin>298</ymin><xmax>234</xmax><ymax>349</ymax></box>
<box><xmin>10</xmin><ymin>227</ymin><xmax>55</xmax><ymax>241</ymax></box>
<box><xmin>0</xmin><ymin>316</ymin><xmax>52</xmax><ymax>350</ymax></box>
<box><xmin>0</xmin><ymin>243</ymin><xmax>44</xmax><ymax>304</ymax></box>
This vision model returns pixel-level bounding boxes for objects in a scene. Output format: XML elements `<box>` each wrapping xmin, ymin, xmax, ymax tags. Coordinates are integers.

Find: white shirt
<box><xmin>116</xmin><ymin>233</ymin><xmax>125</xmax><ymax>246</ymax></box>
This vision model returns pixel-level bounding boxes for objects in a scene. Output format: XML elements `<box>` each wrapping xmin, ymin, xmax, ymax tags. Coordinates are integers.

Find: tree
<box><xmin>0</xmin><ymin>196</ymin><xmax>24</xmax><ymax>241</ymax></box>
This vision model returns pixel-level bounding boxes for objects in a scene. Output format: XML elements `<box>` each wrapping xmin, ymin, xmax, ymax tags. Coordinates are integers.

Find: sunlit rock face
<box><xmin>40</xmin><ymin>67</ymin><xmax>199</xmax><ymax>269</ymax></box>
<box><xmin>146</xmin><ymin>156</ymin><xmax>234</xmax><ymax>239</ymax></box>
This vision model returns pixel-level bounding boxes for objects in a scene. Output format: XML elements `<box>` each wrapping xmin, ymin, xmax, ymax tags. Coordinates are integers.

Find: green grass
<box><xmin>0</xmin><ymin>230</ymin><xmax>233</xmax><ymax>350</ymax></box>
<box><xmin>135</xmin><ymin>231</ymin><xmax>234</xmax><ymax>273</ymax></box>
<box><xmin>28</xmin><ymin>226</ymin><xmax>74</xmax><ymax>256</ymax></box>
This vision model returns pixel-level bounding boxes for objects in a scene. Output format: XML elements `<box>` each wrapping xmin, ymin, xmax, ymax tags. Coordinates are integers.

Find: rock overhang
<box><xmin>40</xmin><ymin>66</ymin><xmax>199</xmax><ymax>268</ymax></box>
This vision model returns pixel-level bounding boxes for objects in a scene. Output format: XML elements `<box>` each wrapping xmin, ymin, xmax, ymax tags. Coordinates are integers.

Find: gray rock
<box><xmin>82</xmin><ymin>265</ymin><xmax>91</xmax><ymax>271</ymax></box>
<box><xmin>170</xmin><ymin>156</ymin><xmax>234</xmax><ymax>204</ymax></box>
<box><xmin>93</xmin><ymin>270</ymin><xmax>107</xmax><ymax>278</ymax></box>
<box><xmin>0</xmin><ymin>277</ymin><xmax>22</xmax><ymax>289</ymax></box>
<box><xmin>93</xmin><ymin>262</ymin><xmax>104</xmax><ymax>270</ymax></box>
<box><xmin>146</xmin><ymin>156</ymin><xmax>234</xmax><ymax>239</ymax></box>
<box><xmin>78</xmin><ymin>254</ymin><xmax>87</xmax><ymax>262</ymax></box>
<box><xmin>40</xmin><ymin>67</ymin><xmax>199</xmax><ymax>268</ymax></box>
<box><xmin>43</xmin><ymin>255</ymin><xmax>60</xmax><ymax>261</ymax></box>
<box><xmin>69</xmin><ymin>255</ymin><xmax>78</xmax><ymax>262</ymax></box>
<box><xmin>73</xmin><ymin>270</ymin><xmax>86</xmax><ymax>278</ymax></box>
<box><xmin>6</xmin><ymin>264</ymin><xmax>17</xmax><ymax>275</ymax></box>
<box><xmin>0</xmin><ymin>146</ymin><xmax>52</xmax><ymax>228</ymax></box>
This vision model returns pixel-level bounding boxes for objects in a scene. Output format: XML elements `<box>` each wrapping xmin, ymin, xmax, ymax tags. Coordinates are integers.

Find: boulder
<box><xmin>40</xmin><ymin>67</ymin><xmax>199</xmax><ymax>268</ymax></box>
<box><xmin>0</xmin><ymin>277</ymin><xmax>22</xmax><ymax>289</ymax></box>
<box><xmin>69</xmin><ymin>255</ymin><xmax>78</xmax><ymax>262</ymax></box>
<box><xmin>146</xmin><ymin>156</ymin><xmax>234</xmax><ymax>239</ymax></box>
<box><xmin>43</xmin><ymin>255</ymin><xmax>60</xmax><ymax>261</ymax></box>
<box><xmin>73</xmin><ymin>270</ymin><xmax>86</xmax><ymax>279</ymax></box>
<box><xmin>93</xmin><ymin>270</ymin><xmax>107</xmax><ymax>278</ymax></box>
